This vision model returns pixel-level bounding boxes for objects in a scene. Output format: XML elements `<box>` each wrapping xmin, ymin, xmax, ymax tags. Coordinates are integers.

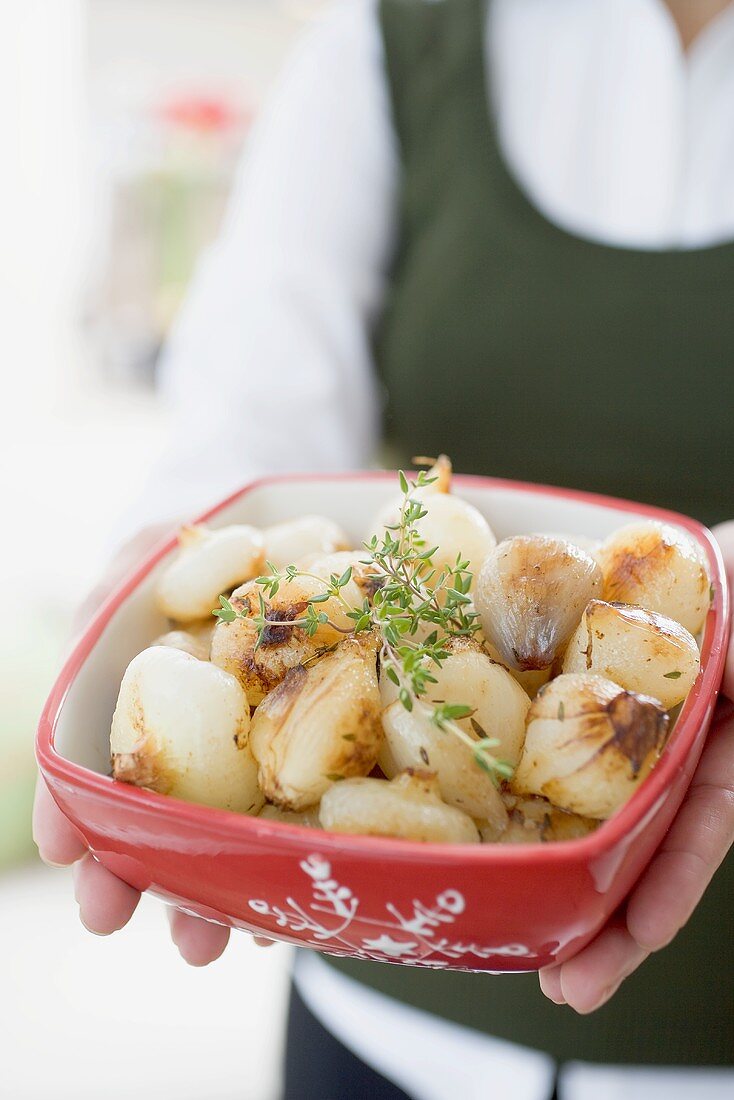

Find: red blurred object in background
<box><xmin>158</xmin><ymin>93</ymin><xmax>251</xmax><ymax>134</ymax></box>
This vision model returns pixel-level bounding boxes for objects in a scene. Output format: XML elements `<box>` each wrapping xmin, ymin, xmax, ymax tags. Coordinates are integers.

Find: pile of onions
<box><xmin>110</xmin><ymin>462</ymin><xmax>708</xmax><ymax>845</ymax></box>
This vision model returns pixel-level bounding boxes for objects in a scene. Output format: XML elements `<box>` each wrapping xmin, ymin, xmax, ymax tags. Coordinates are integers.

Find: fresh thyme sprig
<box><xmin>213</xmin><ymin>467</ymin><xmax>513</xmax><ymax>782</ymax></box>
<box><xmin>214</xmin><ymin>562</ymin><xmax>356</xmax><ymax>643</ymax></box>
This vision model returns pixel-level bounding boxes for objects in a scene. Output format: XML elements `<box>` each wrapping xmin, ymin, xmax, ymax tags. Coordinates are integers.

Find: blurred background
<box><xmin>1</xmin><ymin>2</ymin><xmax>331</xmax><ymax>1095</ymax></box>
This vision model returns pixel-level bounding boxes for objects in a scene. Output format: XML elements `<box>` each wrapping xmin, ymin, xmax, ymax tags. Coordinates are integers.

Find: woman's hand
<box><xmin>33</xmin><ymin>779</ymin><xmax>238</xmax><ymax>963</ymax></box>
<box><xmin>33</xmin><ymin>523</ymin><xmax>272</xmax><ymax>965</ymax></box>
<box><xmin>539</xmin><ymin>521</ymin><xmax>734</xmax><ymax>1012</ymax></box>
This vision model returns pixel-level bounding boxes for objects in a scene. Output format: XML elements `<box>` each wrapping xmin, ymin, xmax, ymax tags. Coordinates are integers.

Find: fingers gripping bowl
<box><xmin>37</xmin><ymin>471</ymin><xmax>729</xmax><ymax>972</ymax></box>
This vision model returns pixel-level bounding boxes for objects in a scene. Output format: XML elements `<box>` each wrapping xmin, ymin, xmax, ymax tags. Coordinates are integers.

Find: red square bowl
<box><xmin>36</xmin><ymin>474</ymin><xmax>730</xmax><ymax>972</ymax></box>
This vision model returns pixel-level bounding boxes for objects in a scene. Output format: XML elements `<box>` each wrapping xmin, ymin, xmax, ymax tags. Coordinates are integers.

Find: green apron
<box><xmin>322</xmin><ymin>0</ymin><xmax>734</xmax><ymax>1066</ymax></box>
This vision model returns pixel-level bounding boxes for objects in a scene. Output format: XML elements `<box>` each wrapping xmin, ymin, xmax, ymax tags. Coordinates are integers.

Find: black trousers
<box><xmin>283</xmin><ymin>982</ymin><xmax>559</xmax><ymax>1100</ymax></box>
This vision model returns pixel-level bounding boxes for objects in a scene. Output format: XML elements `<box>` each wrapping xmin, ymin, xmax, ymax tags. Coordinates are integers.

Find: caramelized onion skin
<box><xmin>595</xmin><ymin>521</ymin><xmax>711</xmax><ymax>635</ymax></box>
<box><xmin>320</xmin><ymin>771</ymin><xmax>480</xmax><ymax>844</ymax></box>
<box><xmin>249</xmin><ymin>635</ymin><xmax>383</xmax><ymax>811</ymax></box>
<box><xmin>110</xmin><ymin>646</ymin><xmax>263</xmax><ymax>814</ymax></box>
<box><xmin>563</xmin><ymin>600</ymin><xmax>700</xmax><ymax>709</ymax></box>
<box><xmin>210</xmin><ymin>570</ymin><xmax>364</xmax><ymax>705</ymax></box>
<box><xmin>379</xmin><ymin>638</ymin><xmax>524</xmax><ymax>829</ymax></box>
<box><xmin>512</xmin><ymin>673</ymin><xmax>669</xmax><ymax>819</ymax></box>
<box><xmin>476</xmin><ymin>536</ymin><xmax>603</xmax><ymax>671</ymax></box>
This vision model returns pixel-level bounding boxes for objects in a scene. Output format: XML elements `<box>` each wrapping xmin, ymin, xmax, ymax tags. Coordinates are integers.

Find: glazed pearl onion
<box><xmin>379</xmin><ymin>638</ymin><xmax>526</xmax><ymax>826</ymax></box>
<box><xmin>262</xmin><ymin>515</ymin><xmax>351</xmax><ymax>570</ymax></box>
<box><xmin>319</xmin><ymin>771</ymin><xmax>480</xmax><ymax>844</ymax></box>
<box><xmin>110</xmin><ymin>646</ymin><xmax>263</xmax><ymax>814</ymax></box>
<box><xmin>156</xmin><ymin>524</ymin><xmax>265</xmax><ymax>623</ymax></box>
<box><xmin>259</xmin><ymin>804</ymin><xmax>322</xmax><ymax>829</ymax></box>
<box><xmin>595</xmin><ymin>521</ymin><xmax>711</xmax><ymax>636</ymax></box>
<box><xmin>562</xmin><ymin>600</ymin><xmax>700</xmax><ymax>710</ymax></box>
<box><xmin>306</xmin><ymin>551</ymin><xmax>384</xmax><ymax>616</ymax></box>
<box><xmin>512</xmin><ymin>673</ymin><xmax>669</xmax><ymax>819</ymax></box>
<box><xmin>152</xmin><ymin>629</ymin><xmax>212</xmax><ymax>662</ymax></box>
<box><xmin>368</xmin><ymin>457</ymin><xmax>495</xmax><ymax>589</ymax></box>
<box><xmin>480</xmin><ymin>637</ymin><xmax>551</xmax><ymax>698</ymax></box>
<box><xmin>475</xmin><ymin>536</ymin><xmax>603</xmax><ymax>671</ymax></box>
<box><xmin>410</xmin><ymin>494</ymin><xmax>497</xmax><ymax>591</ymax></box>
<box><xmin>541</xmin><ymin>532</ymin><xmax>600</xmax><ymax>556</ymax></box>
<box><xmin>249</xmin><ymin>636</ymin><xmax>383</xmax><ymax>811</ymax></box>
<box><xmin>491</xmin><ymin>795</ymin><xmax>597</xmax><ymax>844</ymax></box>
<box><xmin>178</xmin><ymin>617</ymin><xmax>217</xmax><ymax>651</ymax></box>
<box><xmin>210</xmin><ymin>572</ymin><xmax>362</xmax><ymax>705</ymax></box>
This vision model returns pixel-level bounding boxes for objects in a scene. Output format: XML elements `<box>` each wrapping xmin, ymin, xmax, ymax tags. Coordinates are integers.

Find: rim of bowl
<box><xmin>36</xmin><ymin>471</ymin><xmax>731</xmax><ymax>868</ymax></box>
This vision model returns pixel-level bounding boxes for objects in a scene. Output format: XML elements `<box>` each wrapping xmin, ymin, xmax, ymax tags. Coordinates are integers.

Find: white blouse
<box><xmin>136</xmin><ymin>0</ymin><xmax>734</xmax><ymax>530</ymax></box>
<box><xmin>134</xmin><ymin>1</ymin><xmax>734</xmax><ymax>1095</ymax></box>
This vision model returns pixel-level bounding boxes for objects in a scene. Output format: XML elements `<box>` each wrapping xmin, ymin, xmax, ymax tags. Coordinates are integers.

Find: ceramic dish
<box><xmin>36</xmin><ymin>474</ymin><xmax>730</xmax><ymax>972</ymax></box>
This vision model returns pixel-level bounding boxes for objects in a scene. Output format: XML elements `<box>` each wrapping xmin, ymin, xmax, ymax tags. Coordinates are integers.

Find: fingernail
<box><xmin>79</xmin><ymin>915</ymin><xmax>111</xmax><ymax>938</ymax></box>
<box><xmin>38</xmin><ymin>852</ymin><xmax>67</xmax><ymax>869</ymax></box>
<box><xmin>167</xmin><ymin>913</ymin><xmax>181</xmax><ymax>947</ymax></box>
<box><xmin>539</xmin><ymin>970</ymin><xmax>566</xmax><ymax>1005</ymax></box>
<box><xmin>578</xmin><ymin>982</ymin><xmax>619</xmax><ymax>1015</ymax></box>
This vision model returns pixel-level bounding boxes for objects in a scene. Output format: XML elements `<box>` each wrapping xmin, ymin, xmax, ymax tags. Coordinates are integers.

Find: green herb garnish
<box><xmin>213</xmin><ymin>465</ymin><xmax>512</xmax><ymax>782</ymax></box>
